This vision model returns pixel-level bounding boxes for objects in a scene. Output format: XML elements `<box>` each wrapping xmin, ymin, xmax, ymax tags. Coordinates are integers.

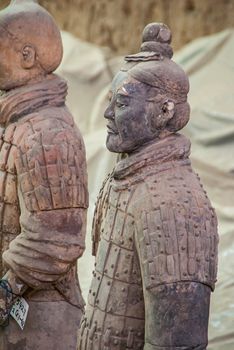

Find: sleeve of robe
<box><xmin>2</xmin><ymin>113</ymin><xmax>88</xmax><ymax>290</ymax></box>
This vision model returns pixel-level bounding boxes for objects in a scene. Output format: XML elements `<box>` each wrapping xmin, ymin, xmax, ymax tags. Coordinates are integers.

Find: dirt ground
<box><xmin>1</xmin><ymin>0</ymin><xmax>234</xmax><ymax>53</ymax></box>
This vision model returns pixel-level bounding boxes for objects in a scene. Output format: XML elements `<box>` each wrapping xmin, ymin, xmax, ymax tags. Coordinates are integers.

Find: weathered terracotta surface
<box><xmin>77</xmin><ymin>23</ymin><xmax>218</xmax><ymax>350</ymax></box>
<box><xmin>0</xmin><ymin>1</ymin><xmax>88</xmax><ymax>349</ymax></box>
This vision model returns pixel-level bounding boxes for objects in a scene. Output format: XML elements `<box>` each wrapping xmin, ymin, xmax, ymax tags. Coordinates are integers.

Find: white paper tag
<box><xmin>10</xmin><ymin>297</ymin><xmax>29</xmax><ymax>330</ymax></box>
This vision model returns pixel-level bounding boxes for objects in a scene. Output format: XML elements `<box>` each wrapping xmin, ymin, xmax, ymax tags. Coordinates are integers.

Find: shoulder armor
<box><xmin>14</xmin><ymin>117</ymin><xmax>88</xmax><ymax>212</ymax></box>
<box><xmin>135</xmin><ymin>202</ymin><xmax>218</xmax><ymax>291</ymax></box>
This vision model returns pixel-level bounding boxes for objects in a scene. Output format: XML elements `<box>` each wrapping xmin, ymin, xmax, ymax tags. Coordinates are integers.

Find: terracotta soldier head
<box><xmin>0</xmin><ymin>0</ymin><xmax>63</xmax><ymax>91</ymax></box>
<box><xmin>104</xmin><ymin>23</ymin><xmax>190</xmax><ymax>154</ymax></box>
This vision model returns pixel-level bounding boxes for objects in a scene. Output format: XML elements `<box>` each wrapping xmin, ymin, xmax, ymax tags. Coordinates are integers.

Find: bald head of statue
<box><xmin>0</xmin><ymin>0</ymin><xmax>63</xmax><ymax>90</ymax></box>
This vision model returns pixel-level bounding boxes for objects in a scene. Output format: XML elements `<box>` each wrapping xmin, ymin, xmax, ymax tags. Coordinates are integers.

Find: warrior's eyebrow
<box><xmin>117</xmin><ymin>86</ymin><xmax>129</xmax><ymax>96</ymax></box>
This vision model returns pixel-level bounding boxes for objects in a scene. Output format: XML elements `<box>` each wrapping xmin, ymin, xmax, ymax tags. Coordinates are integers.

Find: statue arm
<box><xmin>3</xmin><ymin>207</ymin><xmax>87</xmax><ymax>289</ymax></box>
<box><xmin>0</xmin><ymin>121</ymin><xmax>88</xmax><ymax>324</ymax></box>
<box><xmin>134</xmin><ymin>203</ymin><xmax>217</xmax><ymax>349</ymax></box>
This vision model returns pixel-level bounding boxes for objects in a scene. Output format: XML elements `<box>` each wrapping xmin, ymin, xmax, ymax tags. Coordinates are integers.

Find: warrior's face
<box><xmin>104</xmin><ymin>70</ymin><xmax>175</xmax><ymax>154</ymax></box>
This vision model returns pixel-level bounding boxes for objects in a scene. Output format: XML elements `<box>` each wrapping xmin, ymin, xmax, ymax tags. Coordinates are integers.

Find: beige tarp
<box><xmin>57</xmin><ymin>29</ymin><xmax>234</xmax><ymax>349</ymax></box>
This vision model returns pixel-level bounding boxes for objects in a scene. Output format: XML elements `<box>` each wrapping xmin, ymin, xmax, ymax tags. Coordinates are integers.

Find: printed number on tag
<box><xmin>10</xmin><ymin>297</ymin><xmax>29</xmax><ymax>330</ymax></box>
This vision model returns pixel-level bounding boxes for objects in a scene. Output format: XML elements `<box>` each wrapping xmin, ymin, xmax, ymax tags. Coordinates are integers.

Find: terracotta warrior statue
<box><xmin>0</xmin><ymin>0</ymin><xmax>88</xmax><ymax>349</ymax></box>
<box><xmin>77</xmin><ymin>23</ymin><xmax>218</xmax><ymax>350</ymax></box>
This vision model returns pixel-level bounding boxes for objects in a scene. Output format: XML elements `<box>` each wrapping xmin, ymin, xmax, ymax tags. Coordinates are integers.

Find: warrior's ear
<box><xmin>161</xmin><ymin>100</ymin><xmax>175</xmax><ymax>124</ymax></box>
<box><xmin>150</xmin><ymin>99</ymin><xmax>175</xmax><ymax>130</ymax></box>
<box><xmin>21</xmin><ymin>45</ymin><xmax>37</xmax><ymax>69</ymax></box>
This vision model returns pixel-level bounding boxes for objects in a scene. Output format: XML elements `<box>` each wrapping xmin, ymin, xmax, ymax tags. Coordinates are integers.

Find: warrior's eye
<box><xmin>116</xmin><ymin>101</ymin><xmax>127</xmax><ymax>108</ymax></box>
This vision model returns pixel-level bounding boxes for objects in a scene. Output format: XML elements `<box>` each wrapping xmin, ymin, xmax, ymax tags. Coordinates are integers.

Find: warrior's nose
<box><xmin>104</xmin><ymin>105</ymin><xmax>115</xmax><ymax>120</ymax></box>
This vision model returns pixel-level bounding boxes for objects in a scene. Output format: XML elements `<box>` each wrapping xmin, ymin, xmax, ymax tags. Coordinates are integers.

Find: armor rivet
<box><xmin>107</xmin><ymin>281</ymin><xmax>111</xmax><ymax>286</ymax></box>
<box><xmin>116</xmin><ymin>273</ymin><xmax>119</xmax><ymax>277</ymax></box>
<box><xmin>111</xmin><ymin>264</ymin><xmax>114</xmax><ymax>268</ymax></box>
<box><xmin>92</xmin><ymin>292</ymin><xmax>96</xmax><ymax>296</ymax></box>
<box><xmin>104</xmin><ymin>269</ymin><xmax>108</xmax><ymax>273</ymax></box>
<box><xmin>181</xmin><ymin>246</ymin><xmax>185</xmax><ymax>250</ymax></box>
<box><xmin>124</xmin><ymin>270</ymin><xmax>128</xmax><ymax>274</ymax></box>
<box><xmin>183</xmin><ymin>272</ymin><xmax>187</xmax><ymax>276</ymax></box>
<box><xmin>115</xmin><ymin>331</ymin><xmax>119</xmax><ymax>335</ymax></box>
<box><xmin>114</xmin><ymin>339</ymin><xmax>118</xmax><ymax>345</ymax></box>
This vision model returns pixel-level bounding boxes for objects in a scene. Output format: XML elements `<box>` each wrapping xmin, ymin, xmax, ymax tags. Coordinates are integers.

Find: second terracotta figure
<box><xmin>77</xmin><ymin>23</ymin><xmax>218</xmax><ymax>350</ymax></box>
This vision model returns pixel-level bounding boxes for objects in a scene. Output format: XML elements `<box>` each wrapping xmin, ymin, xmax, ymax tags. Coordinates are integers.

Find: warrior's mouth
<box><xmin>107</xmin><ymin>124</ymin><xmax>118</xmax><ymax>135</ymax></box>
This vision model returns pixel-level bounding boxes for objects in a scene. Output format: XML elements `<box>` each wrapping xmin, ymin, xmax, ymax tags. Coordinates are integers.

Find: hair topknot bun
<box><xmin>141</xmin><ymin>23</ymin><xmax>173</xmax><ymax>59</ymax></box>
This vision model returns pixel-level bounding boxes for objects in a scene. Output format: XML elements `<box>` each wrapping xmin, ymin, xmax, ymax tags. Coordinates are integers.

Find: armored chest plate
<box><xmin>78</xmin><ymin>181</ymin><xmax>145</xmax><ymax>350</ymax></box>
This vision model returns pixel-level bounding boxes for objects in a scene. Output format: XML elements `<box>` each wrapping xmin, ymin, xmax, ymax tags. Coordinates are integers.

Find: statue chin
<box><xmin>106</xmin><ymin>134</ymin><xmax>121</xmax><ymax>153</ymax></box>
